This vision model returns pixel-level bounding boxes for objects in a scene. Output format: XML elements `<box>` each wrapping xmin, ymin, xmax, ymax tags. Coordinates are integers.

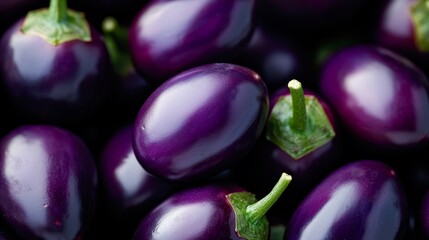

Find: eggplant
<box><xmin>319</xmin><ymin>45</ymin><xmax>429</xmax><ymax>155</ymax></box>
<box><xmin>132</xmin><ymin>173</ymin><xmax>291</xmax><ymax>240</ymax></box>
<box><xmin>133</xmin><ymin>63</ymin><xmax>269</xmax><ymax>182</ymax></box>
<box><xmin>128</xmin><ymin>0</ymin><xmax>256</xmax><ymax>83</ymax></box>
<box><xmin>0</xmin><ymin>0</ymin><xmax>113</xmax><ymax>126</ymax></box>
<box><xmin>286</xmin><ymin>160</ymin><xmax>409</xmax><ymax>240</ymax></box>
<box><xmin>100</xmin><ymin>124</ymin><xmax>179</xmax><ymax>221</ymax></box>
<box><xmin>234</xmin><ymin>79</ymin><xmax>342</xmax><ymax>220</ymax></box>
<box><xmin>0</xmin><ymin>125</ymin><xmax>98</xmax><ymax>240</ymax></box>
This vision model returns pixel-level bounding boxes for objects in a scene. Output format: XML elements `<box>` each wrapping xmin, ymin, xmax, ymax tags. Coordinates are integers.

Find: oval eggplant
<box><xmin>0</xmin><ymin>125</ymin><xmax>98</xmax><ymax>240</ymax></box>
<box><xmin>0</xmin><ymin>0</ymin><xmax>113</xmax><ymax>126</ymax></box>
<box><xmin>128</xmin><ymin>0</ymin><xmax>256</xmax><ymax>83</ymax></box>
<box><xmin>133</xmin><ymin>63</ymin><xmax>268</xmax><ymax>182</ymax></box>
<box><xmin>132</xmin><ymin>173</ymin><xmax>291</xmax><ymax>240</ymax></box>
<box><xmin>319</xmin><ymin>45</ymin><xmax>429</xmax><ymax>153</ymax></box>
<box><xmin>286</xmin><ymin>160</ymin><xmax>409</xmax><ymax>240</ymax></box>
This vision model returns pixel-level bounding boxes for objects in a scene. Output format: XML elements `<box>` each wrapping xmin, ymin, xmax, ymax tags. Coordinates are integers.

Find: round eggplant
<box><xmin>132</xmin><ymin>173</ymin><xmax>291</xmax><ymax>240</ymax></box>
<box><xmin>0</xmin><ymin>125</ymin><xmax>98</xmax><ymax>239</ymax></box>
<box><xmin>234</xmin><ymin>80</ymin><xmax>342</xmax><ymax>220</ymax></box>
<box><xmin>128</xmin><ymin>0</ymin><xmax>256</xmax><ymax>83</ymax></box>
<box><xmin>286</xmin><ymin>160</ymin><xmax>409</xmax><ymax>240</ymax></box>
<box><xmin>319</xmin><ymin>45</ymin><xmax>429</xmax><ymax>153</ymax></box>
<box><xmin>133</xmin><ymin>63</ymin><xmax>269</xmax><ymax>182</ymax></box>
<box><xmin>0</xmin><ymin>0</ymin><xmax>113</xmax><ymax>126</ymax></box>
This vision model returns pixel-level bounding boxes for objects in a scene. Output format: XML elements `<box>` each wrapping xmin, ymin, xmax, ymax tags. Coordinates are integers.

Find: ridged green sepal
<box><xmin>266</xmin><ymin>95</ymin><xmax>335</xmax><ymax>159</ymax></box>
<box><xmin>21</xmin><ymin>8</ymin><xmax>91</xmax><ymax>45</ymax></box>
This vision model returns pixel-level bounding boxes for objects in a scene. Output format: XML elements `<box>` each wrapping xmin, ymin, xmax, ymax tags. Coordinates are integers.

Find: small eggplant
<box><xmin>286</xmin><ymin>160</ymin><xmax>409</xmax><ymax>240</ymax></box>
<box><xmin>0</xmin><ymin>0</ymin><xmax>113</xmax><ymax>126</ymax></box>
<box><xmin>319</xmin><ymin>45</ymin><xmax>429</xmax><ymax>154</ymax></box>
<box><xmin>234</xmin><ymin>79</ymin><xmax>341</xmax><ymax>219</ymax></box>
<box><xmin>132</xmin><ymin>173</ymin><xmax>292</xmax><ymax>240</ymax></box>
<box><xmin>133</xmin><ymin>63</ymin><xmax>269</xmax><ymax>182</ymax></box>
<box><xmin>0</xmin><ymin>125</ymin><xmax>98</xmax><ymax>239</ymax></box>
<box><xmin>128</xmin><ymin>0</ymin><xmax>256</xmax><ymax>83</ymax></box>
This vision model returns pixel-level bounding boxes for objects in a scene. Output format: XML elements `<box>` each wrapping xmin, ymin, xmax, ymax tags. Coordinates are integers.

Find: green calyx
<box><xmin>266</xmin><ymin>79</ymin><xmax>335</xmax><ymax>159</ymax></box>
<box><xmin>21</xmin><ymin>0</ymin><xmax>91</xmax><ymax>46</ymax></box>
<box><xmin>411</xmin><ymin>0</ymin><xmax>429</xmax><ymax>52</ymax></box>
<box><xmin>227</xmin><ymin>173</ymin><xmax>292</xmax><ymax>240</ymax></box>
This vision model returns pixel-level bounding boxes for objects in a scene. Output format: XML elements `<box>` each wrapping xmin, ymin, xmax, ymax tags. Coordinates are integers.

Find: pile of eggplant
<box><xmin>0</xmin><ymin>0</ymin><xmax>428</xmax><ymax>239</ymax></box>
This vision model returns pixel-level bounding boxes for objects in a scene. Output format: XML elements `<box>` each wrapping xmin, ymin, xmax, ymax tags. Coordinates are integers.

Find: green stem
<box><xmin>288</xmin><ymin>79</ymin><xmax>307</xmax><ymax>132</ymax></box>
<box><xmin>246</xmin><ymin>173</ymin><xmax>292</xmax><ymax>223</ymax></box>
<box><xmin>48</xmin><ymin>0</ymin><xmax>67</xmax><ymax>22</ymax></box>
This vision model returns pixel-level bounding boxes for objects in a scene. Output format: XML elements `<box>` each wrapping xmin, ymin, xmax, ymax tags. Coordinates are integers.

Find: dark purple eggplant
<box><xmin>133</xmin><ymin>63</ymin><xmax>269</xmax><ymax>182</ymax></box>
<box><xmin>234</xmin><ymin>79</ymin><xmax>342</xmax><ymax>221</ymax></box>
<box><xmin>0</xmin><ymin>125</ymin><xmax>98</xmax><ymax>240</ymax></box>
<box><xmin>286</xmin><ymin>160</ymin><xmax>409</xmax><ymax>240</ymax></box>
<box><xmin>0</xmin><ymin>0</ymin><xmax>113</xmax><ymax>126</ymax></box>
<box><xmin>319</xmin><ymin>45</ymin><xmax>429</xmax><ymax>155</ymax></box>
<box><xmin>100</xmin><ymin>124</ymin><xmax>179</xmax><ymax>221</ymax></box>
<box><xmin>128</xmin><ymin>0</ymin><xmax>256</xmax><ymax>83</ymax></box>
<box><xmin>232</xmin><ymin>24</ymin><xmax>309</xmax><ymax>92</ymax></box>
<box><xmin>132</xmin><ymin>172</ymin><xmax>291</xmax><ymax>240</ymax></box>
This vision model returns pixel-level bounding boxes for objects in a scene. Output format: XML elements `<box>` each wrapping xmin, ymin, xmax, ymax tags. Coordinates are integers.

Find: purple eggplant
<box><xmin>133</xmin><ymin>63</ymin><xmax>269</xmax><ymax>182</ymax></box>
<box><xmin>132</xmin><ymin>172</ymin><xmax>291</xmax><ymax>240</ymax></box>
<box><xmin>100</xmin><ymin>124</ymin><xmax>179</xmax><ymax>221</ymax></box>
<box><xmin>0</xmin><ymin>125</ymin><xmax>98</xmax><ymax>239</ymax></box>
<box><xmin>319</xmin><ymin>45</ymin><xmax>429</xmax><ymax>154</ymax></box>
<box><xmin>286</xmin><ymin>160</ymin><xmax>409</xmax><ymax>240</ymax></box>
<box><xmin>234</xmin><ymin>80</ymin><xmax>342</xmax><ymax>221</ymax></box>
<box><xmin>128</xmin><ymin>0</ymin><xmax>256</xmax><ymax>83</ymax></box>
<box><xmin>0</xmin><ymin>0</ymin><xmax>113</xmax><ymax>126</ymax></box>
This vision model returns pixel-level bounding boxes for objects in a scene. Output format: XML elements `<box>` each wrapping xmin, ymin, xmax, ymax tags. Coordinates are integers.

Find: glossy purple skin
<box><xmin>132</xmin><ymin>184</ymin><xmax>244</xmax><ymax>240</ymax></box>
<box><xmin>320</xmin><ymin>45</ymin><xmax>429</xmax><ymax>151</ymax></box>
<box><xmin>0</xmin><ymin>125</ymin><xmax>98</xmax><ymax>240</ymax></box>
<box><xmin>233</xmin><ymin>25</ymin><xmax>307</xmax><ymax>92</ymax></box>
<box><xmin>377</xmin><ymin>0</ymin><xmax>417</xmax><ymax>53</ymax></box>
<box><xmin>100</xmin><ymin>124</ymin><xmax>178</xmax><ymax>220</ymax></box>
<box><xmin>0</xmin><ymin>18</ymin><xmax>113</xmax><ymax>125</ymax></box>
<box><xmin>133</xmin><ymin>63</ymin><xmax>269</xmax><ymax>182</ymax></box>
<box><xmin>128</xmin><ymin>0</ymin><xmax>255</xmax><ymax>82</ymax></box>
<box><xmin>286</xmin><ymin>160</ymin><xmax>409</xmax><ymax>240</ymax></box>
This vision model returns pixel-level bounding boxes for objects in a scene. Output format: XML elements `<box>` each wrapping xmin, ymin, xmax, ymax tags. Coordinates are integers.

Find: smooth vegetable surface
<box><xmin>0</xmin><ymin>125</ymin><xmax>98</xmax><ymax>239</ymax></box>
<box><xmin>133</xmin><ymin>63</ymin><xmax>269</xmax><ymax>182</ymax></box>
<box><xmin>128</xmin><ymin>0</ymin><xmax>256</xmax><ymax>82</ymax></box>
<box><xmin>286</xmin><ymin>160</ymin><xmax>409</xmax><ymax>240</ymax></box>
<box><xmin>0</xmin><ymin>0</ymin><xmax>113</xmax><ymax>125</ymax></box>
<box><xmin>320</xmin><ymin>45</ymin><xmax>429</xmax><ymax>152</ymax></box>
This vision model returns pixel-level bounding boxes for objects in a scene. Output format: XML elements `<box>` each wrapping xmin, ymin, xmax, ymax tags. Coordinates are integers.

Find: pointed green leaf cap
<box><xmin>266</xmin><ymin>79</ymin><xmax>335</xmax><ymax>159</ymax></box>
<box><xmin>411</xmin><ymin>0</ymin><xmax>429</xmax><ymax>52</ymax></box>
<box><xmin>227</xmin><ymin>173</ymin><xmax>292</xmax><ymax>240</ymax></box>
<box><xmin>21</xmin><ymin>0</ymin><xmax>91</xmax><ymax>46</ymax></box>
